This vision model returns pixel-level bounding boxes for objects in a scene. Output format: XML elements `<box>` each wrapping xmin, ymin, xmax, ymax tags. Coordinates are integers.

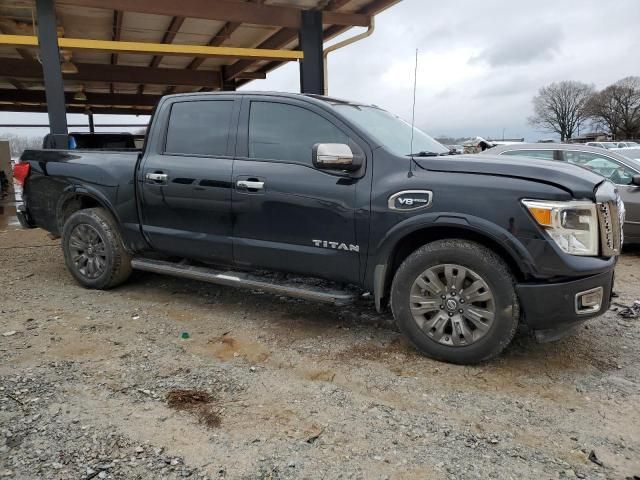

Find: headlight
<box><xmin>522</xmin><ymin>199</ymin><xmax>599</xmax><ymax>256</ymax></box>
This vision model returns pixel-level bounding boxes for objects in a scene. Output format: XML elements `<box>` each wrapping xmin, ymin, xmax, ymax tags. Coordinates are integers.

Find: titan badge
<box><xmin>312</xmin><ymin>240</ymin><xmax>360</xmax><ymax>252</ymax></box>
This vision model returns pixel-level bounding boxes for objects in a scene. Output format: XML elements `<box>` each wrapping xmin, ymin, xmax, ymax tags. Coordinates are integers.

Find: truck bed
<box><xmin>19</xmin><ymin>149</ymin><xmax>140</xmax><ymax>235</ymax></box>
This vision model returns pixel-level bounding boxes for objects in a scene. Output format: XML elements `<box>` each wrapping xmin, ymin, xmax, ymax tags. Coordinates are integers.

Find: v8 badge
<box><xmin>388</xmin><ymin>190</ymin><xmax>433</xmax><ymax>211</ymax></box>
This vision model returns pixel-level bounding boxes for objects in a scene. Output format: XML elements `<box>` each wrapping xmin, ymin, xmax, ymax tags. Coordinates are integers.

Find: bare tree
<box><xmin>528</xmin><ymin>81</ymin><xmax>594</xmax><ymax>141</ymax></box>
<box><xmin>611</xmin><ymin>76</ymin><xmax>640</xmax><ymax>139</ymax></box>
<box><xmin>585</xmin><ymin>87</ymin><xmax>622</xmax><ymax>138</ymax></box>
<box><xmin>586</xmin><ymin>76</ymin><xmax>640</xmax><ymax>139</ymax></box>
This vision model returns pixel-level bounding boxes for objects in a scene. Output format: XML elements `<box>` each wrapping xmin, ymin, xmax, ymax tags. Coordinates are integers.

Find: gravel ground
<box><xmin>1</xmin><ymin>220</ymin><xmax>639</xmax><ymax>479</ymax></box>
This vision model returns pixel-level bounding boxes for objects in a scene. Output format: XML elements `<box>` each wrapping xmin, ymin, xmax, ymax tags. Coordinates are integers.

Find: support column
<box><xmin>298</xmin><ymin>9</ymin><xmax>324</xmax><ymax>95</ymax></box>
<box><xmin>220</xmin><ymin>67</ymin><xmax>237</xmax><ymax>91</ymax></box>
<box><xmin>36</xmin><ymin>0</ymin><xmax>68</xmax><ymax>148</ymax></box>
<box><xmin>87</xmin><ymin>110</ymin><xmax>95</xmax><ymax>133</ymax></box>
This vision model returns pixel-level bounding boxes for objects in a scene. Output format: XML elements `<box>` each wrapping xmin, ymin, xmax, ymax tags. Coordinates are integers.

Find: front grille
<box><xmin>597</xmin><ymin>198</ymin><xmax>622</xmax><ymax>256</ymax></box>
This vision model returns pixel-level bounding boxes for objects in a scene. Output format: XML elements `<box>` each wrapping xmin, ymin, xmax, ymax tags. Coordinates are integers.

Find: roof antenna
<box><xmin>408</xmin><ymin>48</ymin><xmax>418</xmax><ymax>178</ymax></box>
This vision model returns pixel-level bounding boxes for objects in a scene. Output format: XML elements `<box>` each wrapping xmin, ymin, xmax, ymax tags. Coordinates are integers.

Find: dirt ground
<box><xmin>1</xmin><ymin>202</ymin><xmax>639</xmax><ymax>480</ymax></box>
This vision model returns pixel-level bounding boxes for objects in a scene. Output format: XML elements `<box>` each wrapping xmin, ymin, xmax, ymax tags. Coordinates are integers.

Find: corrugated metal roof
<box><xmin>0</xmin><ymin>0</ymin><xmax>401</xmax><ymax>114</ymax></box>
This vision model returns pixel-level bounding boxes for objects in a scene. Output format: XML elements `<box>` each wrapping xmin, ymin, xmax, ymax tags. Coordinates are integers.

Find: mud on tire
<box><xmin>390</xmin><ymin>239</ymin><xmax>519</xmax><ymax>364</ymax></box>
<box><xmin>61</xmin><ymin>207</ymin><xmax>132</xmax><ymax>289</ymax></box>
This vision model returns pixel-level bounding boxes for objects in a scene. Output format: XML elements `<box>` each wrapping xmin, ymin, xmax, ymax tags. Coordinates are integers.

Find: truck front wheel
<box><xmin>61</xmin><ymin>207</ymin><xmax>132</xmax><ymax>289</ymax></box>
<box><xmin>390</xmin><ymin>239</ymin><xmax>519</xmax><ymax>364</ymax></box>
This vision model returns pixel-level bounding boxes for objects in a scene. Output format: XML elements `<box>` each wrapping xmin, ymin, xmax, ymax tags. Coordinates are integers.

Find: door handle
<box><xmin>237</xmin><ymin>180</ymin><xmax>264</xmax><ymax>190</ymax></box>
<box><xmin>145</xmin><ymin>172</ymin><xmax>169</xmax><ymax>185</ymax></box>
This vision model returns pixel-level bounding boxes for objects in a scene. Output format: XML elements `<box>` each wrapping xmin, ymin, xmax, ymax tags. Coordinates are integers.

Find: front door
<box><xmin>231</xmin><ymin>97</ymin><xmax>368</xmax><ymax>283</ymax></box>
<box><xmin>139</xmin><ymin>97</ymin><xmax>239</xmax><ymax>263</ymax></box>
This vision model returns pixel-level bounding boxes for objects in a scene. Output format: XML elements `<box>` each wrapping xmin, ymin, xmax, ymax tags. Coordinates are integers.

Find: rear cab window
<box><xmin>164</xmin><ymin>100</ymin><xmax>234</xmax><ymax>156</ymax></box>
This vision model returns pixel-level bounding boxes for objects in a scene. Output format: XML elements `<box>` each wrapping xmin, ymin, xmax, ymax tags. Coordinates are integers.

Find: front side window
<box><xmin>248</xmin><ymin>102</ymin><xmax>348</xmax><ymax>164</ymax></box>
<box><xmin>501</xmin><ymin>149</ymin><xmax>556</xmax><ymax>160</ymax></box>
<box><xmin>165</xmin><ymin>100</ymin><xmax>234</xmax><ymax>156</ymax></box>
<box><xmin>563</xmin><ymin>151</ymin><xmax>606</xmax><ymax>166</ymax></box>
<box><xmin>580</xmin><ymin>156</ymin><xmax>636</xmax><ymax>185</ymax></box>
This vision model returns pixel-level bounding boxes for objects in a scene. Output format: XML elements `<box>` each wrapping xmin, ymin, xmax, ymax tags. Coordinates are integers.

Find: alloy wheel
<box><xmin>409</xmin><ymin>264</ymin><xmax>495</xmax><ymax>346</ymax></box>
<box><xmin>68</xmin><ymin>224</ymin><xmax>107</xmax><ymax>279</ymax></box>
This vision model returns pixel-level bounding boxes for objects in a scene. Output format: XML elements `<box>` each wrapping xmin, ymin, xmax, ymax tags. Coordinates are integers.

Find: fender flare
<box><xmin>369</xmin><ymin>212</ymin><xmax>536</xmax><ymax>311</ymax></box>
<box><xmin>55</xmin><ymin>184</ymin><xmax>122</xmax><ymax>233</ymax></box>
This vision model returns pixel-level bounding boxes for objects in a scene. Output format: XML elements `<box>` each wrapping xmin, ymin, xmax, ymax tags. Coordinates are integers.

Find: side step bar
<box><xmin>131</xmin><ymin>257</ymin><xmax>356</xmax><ymax>306</ymax></box>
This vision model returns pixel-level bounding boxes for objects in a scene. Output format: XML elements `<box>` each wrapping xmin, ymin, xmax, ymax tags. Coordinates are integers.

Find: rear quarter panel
<box><xmin>21</xmin><ymin>149</ymin><xmax>140</xmax><ymax>240</ymax></box>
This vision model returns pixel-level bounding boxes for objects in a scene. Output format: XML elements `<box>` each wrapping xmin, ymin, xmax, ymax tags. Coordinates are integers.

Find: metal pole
<box><xmin>36</xmin><ymin>0</ymin><xmax>68</xmax><ymax>148</ymax></box>
<box><xmin>220</xmin><ymin>67</ymin><xmax>236</xmax><ymax>91</ymax></box>
<box><xmin>323</xmin><ymin>18</ymin><xmax>374</xmax><ymax>96</ymax></box>
<box><xmin>298</xmin><ymin>10</ymin><xmax>324</xmax><ymax>95</ymax></box>
<box><xmin>87</xmin><ymin>111</ymin><xmax>95</xmax><ymax>132</ymax></box>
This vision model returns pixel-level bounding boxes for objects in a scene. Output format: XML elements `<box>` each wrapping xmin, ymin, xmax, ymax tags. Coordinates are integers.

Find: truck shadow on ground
<box><xmin>120</xmin><ymin>270</ymin><xmax>620</xmax><ymax>376</ymax></box>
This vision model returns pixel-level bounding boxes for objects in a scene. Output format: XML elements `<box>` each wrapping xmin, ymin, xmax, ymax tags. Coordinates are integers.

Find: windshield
<box><xmin>332</xmin><ymin>104</ymin><xmax>449</xmax><ymax>156</ymax></box>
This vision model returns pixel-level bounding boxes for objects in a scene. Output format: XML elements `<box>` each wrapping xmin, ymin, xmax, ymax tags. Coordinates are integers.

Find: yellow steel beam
<box><xmin>0</xmin><ymin>34</ymin><xmax>304</xmax><ymax>61</ymax></box>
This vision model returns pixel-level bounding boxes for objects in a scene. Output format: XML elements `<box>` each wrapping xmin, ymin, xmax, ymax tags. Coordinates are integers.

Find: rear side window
<box><xmin>165</xmin><ymin>100</ymin><xmax>233</xmax><ymax>156</ymax></box>
<box><xmin>248</xmin><ymin>101</ymin><xmax>348</xmax><ymax>164</ymax></box>
<box><xmin>501</xmin><ymin>149</ymin><xmax>556</xmax><ymax>160</ymax></box>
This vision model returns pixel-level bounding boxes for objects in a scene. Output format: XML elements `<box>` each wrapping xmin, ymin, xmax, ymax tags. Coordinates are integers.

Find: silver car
<box><xmin>586</xmin><ymin>141</ymin><xmax>625</xmax><ymax>149</ymax></box>
<box><xmin>481</xmin><ymin>143</ymin><xmax>640</xmax><ymax>244</ymax></box>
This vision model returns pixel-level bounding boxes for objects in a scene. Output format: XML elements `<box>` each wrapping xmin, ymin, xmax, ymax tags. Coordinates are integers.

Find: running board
<box><xmin>130</xmin><ymin>257</ymin><xmax>356</xmax><ymax>306</ymax></box>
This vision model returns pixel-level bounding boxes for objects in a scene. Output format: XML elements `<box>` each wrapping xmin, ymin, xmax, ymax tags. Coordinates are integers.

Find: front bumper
<box><xmin>516</xmin><ymin>268</ymin><xmax>615</xmax><ymax>336</ymax></box>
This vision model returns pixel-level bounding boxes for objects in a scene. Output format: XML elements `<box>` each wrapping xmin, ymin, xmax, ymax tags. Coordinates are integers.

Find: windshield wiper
<box><xmin>407</xmin><ymin>151</ymin><xmax>450</xmax><ymax>157</ymax></box>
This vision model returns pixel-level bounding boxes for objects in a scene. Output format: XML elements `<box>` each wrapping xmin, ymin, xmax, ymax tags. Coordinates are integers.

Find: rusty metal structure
<box><xmin>0</xmin><ymin>0</ymin><xmax>400</xmax><ymax>144</ymax></box>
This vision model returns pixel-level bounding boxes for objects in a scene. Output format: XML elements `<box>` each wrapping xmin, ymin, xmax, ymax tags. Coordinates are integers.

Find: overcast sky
<box><xmin>249</xmin><ymin>0</ymin><xmax>640</xmax><ymax>141</ymax></box>
<box><xmin>2</xmin><ymin>0</ymin><xmax>639</xmax><ymax>142</ymax></box>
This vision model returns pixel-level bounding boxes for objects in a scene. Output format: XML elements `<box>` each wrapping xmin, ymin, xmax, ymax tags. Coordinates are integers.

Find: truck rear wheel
<box><xmin>390</xmin><ymin>239</ymin><xmax>519</xmax><ymax>364</ymax></box>
<box><xmin>62</xmin><ymin>207</ymin><xmax>132</xmax><ymax>289</ymax></box>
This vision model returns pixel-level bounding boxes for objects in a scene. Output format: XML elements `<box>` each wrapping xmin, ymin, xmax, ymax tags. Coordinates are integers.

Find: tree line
<box><xmin>528</xmin><ymin>76</ymin><xmax>640</xmax><ymax>141</ymax></box>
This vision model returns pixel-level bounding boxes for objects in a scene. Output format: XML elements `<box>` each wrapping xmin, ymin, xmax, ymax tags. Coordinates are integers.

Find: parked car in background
<box><xmin>483</xmin><ymin>143</ymin><xmax>640</xmax><ymax>244</ymax></box>
<box><xmin>612</xmin><ymin>147</ymin><xmax>640</xmax><ymax>160</ymax></box>
<box><xmin>586</xmin><ymin>141</ymin><xmax>623</xmax><ymax>149</ymax></box>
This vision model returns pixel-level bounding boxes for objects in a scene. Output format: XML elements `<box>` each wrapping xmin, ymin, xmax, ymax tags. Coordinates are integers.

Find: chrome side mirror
<box><xmin>313</xmin><ymin>143</ymin><xmax>359</xmax><ymax>171</ymax></box>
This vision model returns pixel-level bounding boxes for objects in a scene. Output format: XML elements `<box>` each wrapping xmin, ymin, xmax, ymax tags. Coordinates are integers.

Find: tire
<box><xmin>390</xmin><ymin>239</ymin><xmax>519</xmax><ymax>364</ymax></box>
<box><xmin>61</xmin><ymin>207</ymin><xmax>132</xmax><ymax>289</ymax></box>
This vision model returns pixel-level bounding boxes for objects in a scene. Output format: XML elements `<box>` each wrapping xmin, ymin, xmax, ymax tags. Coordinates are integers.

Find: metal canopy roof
<box><xmin>0</xmin><ymin>0</ymin><xmax>399</xmax><ymax>115</ymax></box>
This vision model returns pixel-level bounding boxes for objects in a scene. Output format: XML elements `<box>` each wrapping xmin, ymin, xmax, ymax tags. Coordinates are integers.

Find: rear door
<box><xmin>139</xmin><ymin>96</ymin><xmax>239</xmax><ymax>262</ymax></box>
<box><xmin>231</xmin><ymin>96</ymin><xmax>368</xmax><ymax>283</ymax></box>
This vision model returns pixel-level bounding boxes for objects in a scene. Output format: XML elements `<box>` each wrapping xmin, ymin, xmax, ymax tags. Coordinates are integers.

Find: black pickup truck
<box><xmin>14</xmin><ymin>92</ymin><xmax>623</xmax><ymax>364</ymax></box>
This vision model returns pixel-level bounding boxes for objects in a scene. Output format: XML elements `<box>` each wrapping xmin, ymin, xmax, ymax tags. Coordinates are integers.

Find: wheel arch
<box><xmin>56</xmin><ymin>186</ymin><xmax>121</xmax><ymax>236</ymax></box>
<box><xmin>370</xmin><ymin>215</ymin><xmax>534</xmax><ymax>312</ymax></box>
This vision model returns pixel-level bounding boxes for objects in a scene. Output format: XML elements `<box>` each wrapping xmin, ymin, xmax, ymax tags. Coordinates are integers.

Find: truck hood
<box><xmin>414</xmin><ymin>153</ymin><xmax>603</xmax><ymax>199</ymax></box>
